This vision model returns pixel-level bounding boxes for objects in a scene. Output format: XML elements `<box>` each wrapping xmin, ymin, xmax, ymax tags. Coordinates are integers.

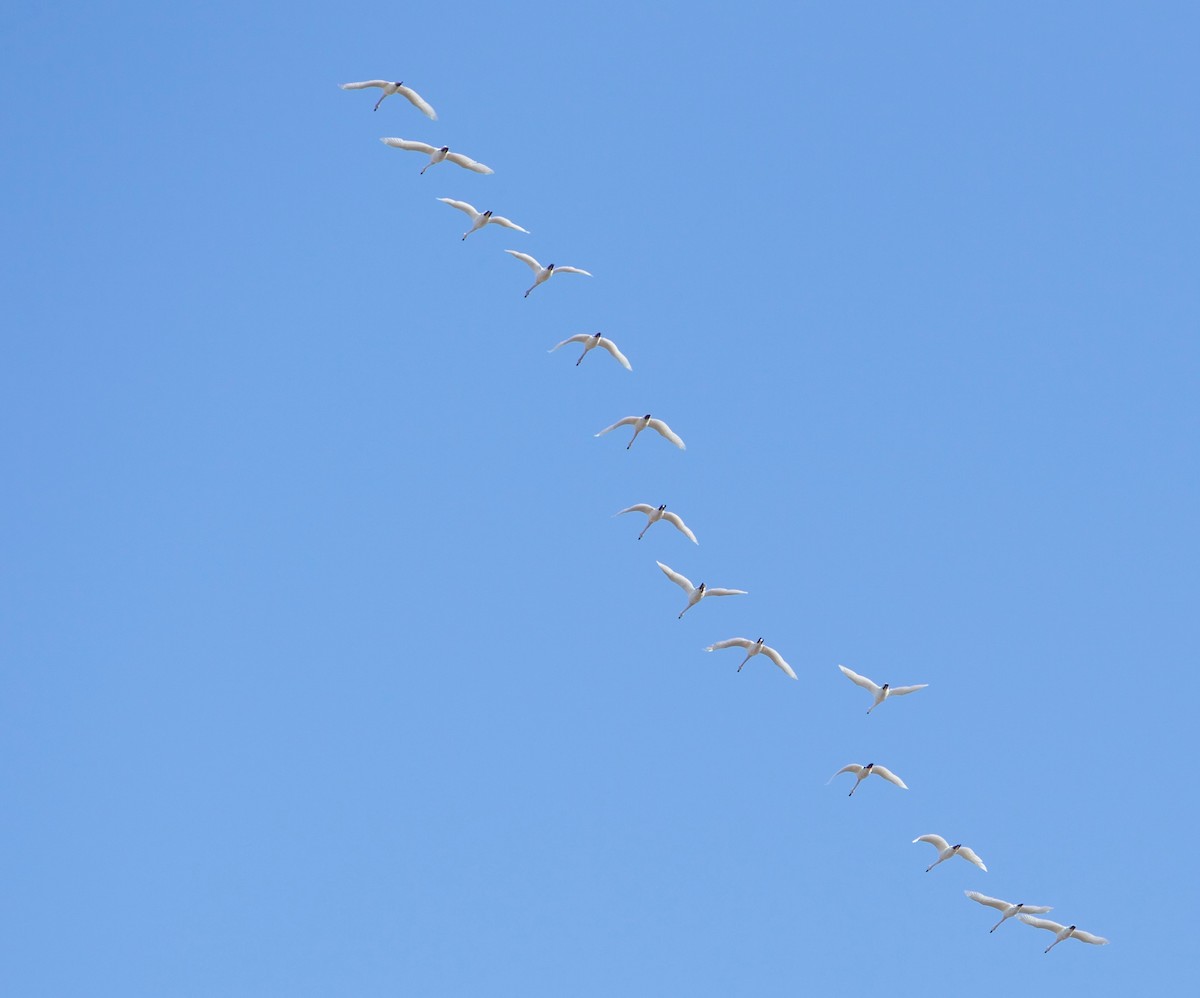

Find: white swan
<box><xmin>1018</xmin><ymin>916</ymin><xmax>1109</xmax><ymax>953</ymax></box>
<box><xmin>339</xmin><ymin>80</ymin><xmax>437</xmax><ymax>117</ymax></box>
<box><xmin>595</xmin><ymin>414</ymin><xmax>685</xmax><ymax>451</ymax></box>
<box><xmin>837</xmin><ymin>665</ymin><xmax>928</xmax><ymax>714</ymax></box>
<box><xmin>964</xmin><ymin>892</ymin><xmax>1052</xmax><ymax>933</ymax></box>
<box><xmin>436</xmin><ymin>198</ymin><xmax>527</xmax><ymax>240</ymax></box>
<box><xmin>505</xmin><ymin>250</ymin><xmax>591</xmax><ymax>297</ymax></box>
<box><xmin>912</xmin><ymin>834</ymin><xmax>987</xmax><ymax>873</ymax></box>
<box><xmin>704</xmin><ymin>638</ymin><xmax>796</xmax><ymax>679</ymax></box>
<box><xmin>656</xmin><ymin>562</ymin><xmax>746</xmax><ymax>619</ymax></box>
<box><xmin>549</xmin><ymin>333</ymin><xmax>630</xmax><ymax>370</ymax></box>
<box><xmin>615</xmin><ymin>504</ymin><xmax>696</xmax><ymax>543</ymax></box>
<box><xmin>380</xmin><ymin>138</ymin><xmax>492</xmax><ymax>175</ymax></box>
<box><xmin>827</xmin><ymin>763</ymin><xmax>908</xmax><ymax>796</ymax></box>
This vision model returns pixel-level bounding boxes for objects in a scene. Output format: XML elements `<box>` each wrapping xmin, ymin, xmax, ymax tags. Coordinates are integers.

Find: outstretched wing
<box><xmin>827</xmin><ymin>764</ymin><xmax>863</xmax><ymax>783</ymax></box>
<box><xmin>1018</xmin><ymin>915</ymin><xmax>1065</xmax><ymax>933</ymax></box>
<box><xmin>662</xmin><ymin>511</ymin><xmax>697</xmax><ymax>544</ymax></box>
<box><xmin>550</xmin><ymin>334</ymin><xmax>593</xmax><ymax>352</ymax></box>
<box><xmin>913</xmin><ymin>834</ymin><xmax>950</xmax><ymax>851</ymax></box>
<box><xmin>760</xmin><ymin>645</ymin><xmax>797</xmax><ymax>680</ymax></box>
<box><xmin>964</xmin><ymin>891</ymin><xmax>1010</xmax><ymax>912</ymax></box>
<box><xmin>488</xmin><ymin>214</ymin><xmax>529</xmax><ymax>233</ymax></box>
<box><xmin>595</xmin><ymin>416</ymin><xmax>639</xmax><ymax>438</ymax></box>
<box><xmin>704</xmin><ymin>588</ymin><xmax>747</xmax><ymax>598</ymax></box>
<box><xmin>871</xmin><ymin>765</ymin><xmax>907</xmax><ymax>788</ymax></box>
<box><xmin>958</xmin><ymin>847</ymin><xmax>988</xmax><ymax>872</ymax></box>
<box><xmin>396</xmin><ymin>83</ymin><xmax>437</xmax><ymax>120</ymax></box>
<box><xmin>705</xmin><ymin>638</ymin><xmax>754</xmax><ymax>652</ymax></box>
<box><xmin>552</xmin><ymin>265</ymin><xmax>592</xmax><ymax>276</ymax></box>
<box><xmin>1072</xmin><ymin>930</ymin><xmax>1109</xmax><ymax>946</ymax></box>
<box><xmin>381</xmin><ymin>137</ymin><xmax>436</xmax><ymax>154</ymax></box>
<box><xmin>838</xmin><ymin>664</ymin><xmax>882</xmax><ymax>694</ymax></box>
<box><xmin>340</xmin><ymin>80</ymin><xmax>389</xmax><ymax>90</ymax></box>
<box><xmin>1021</xmin><ymin>905</ymin><xmax>1053</xmax><ymax>915</ymax></box>
<box><xmin>647</xmin><ymin>418</ymin><xmax>686</xmax><ymax>450</ymax></box>
<box><xmin>615</xmin><ymin>504</ymin><xmax>656</xmax><ymax>516</ymax></box>
<box><xmin>506</xmin><ymin>250</ymin><xmax>543</xmax><ymax>273</ymax></box>
<box><xmin>445</xmin><ymin>151</ymin><xmax>493</xmax><ymax>174</ymax></box>
<box><xmin>889</xmin><ymin>683</ymin><xmax>928</xmax><ymax>697</ymax></box>
<box><xmin>656</xmin><ymin>561</ymin><xmax>695</xmax><ymax>594</ymax></box>
<box><xmin>437</xmin><ymin>197</ymin><xmax>480</xmax><ymax>219</ymax></box>
<box><xmin>597</xmin><ymin>337</ymin><xmax>632</xmax><ymax>370</ymax></box>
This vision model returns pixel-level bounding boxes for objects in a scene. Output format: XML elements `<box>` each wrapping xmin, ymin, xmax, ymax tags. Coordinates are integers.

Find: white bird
<box><xmin>595</xmin><ymin>414</ymin><xmax>685</xmax><ymax>451</ymax></box>
<box><xmin>827</xmin><ymin>762</ymin><xmax>908</xmax><ymax>796</ymax></box>
<box><xmin>837</xmin><ymin>665</ymin><xmax>928</xmax><ymax>714</ymax></box>
<box><xmin>1018</xmin><ymin>915</ymin><xmax>1109</xmax><ymax>954</ymax></box>
<box><xmin>339</xmin><ymin>80</ymin><xmax>437</xmax><ymax>118</ymax></box>
<box><xmin>656</xmin><ymin>561</ymin><xmax>746</xmax><ymax>619</ymax></box>
<box><xmin>505</xmin><ymin>250</ymin><xmax>591</xmax><ymax>297</ymax></box>
<box><xmin>615</xmin><ymin>504</ymin><xmax>697</xmax><ymax>543</ymax></box>
<box><xmin>381</xmin><ymin>138</ymin><xmax>493</xmax><ymax>175</ymax></box>
<box><xmin>704</xmin><ymin>637</ymin><xmax>796</xmax><ymax>680</ymax></box>
<box><xmin>913</xmin><ymin>834</ymin><xmax>988</xmax><ymax>873</ymax></box>
<box><xmin>964</xmin><ymin>892</ymin><xmax>1053</xmax><ymax>933</ymax></box>
<box><xmin>550</xmin><ymin>332</ymin><xmax>631</xmax><ymax>370</ymax></box>
<box><xmin>436</xmin><ymin>198</ymin><xmax>528</xmax><ymax>240</ymax></box>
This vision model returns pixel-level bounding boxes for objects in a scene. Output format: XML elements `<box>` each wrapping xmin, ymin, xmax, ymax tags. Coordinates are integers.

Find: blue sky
<box><xmin>2</xmin><ymin>2</ymin><xmax>1196</xmax><ymax>994</ymax></box>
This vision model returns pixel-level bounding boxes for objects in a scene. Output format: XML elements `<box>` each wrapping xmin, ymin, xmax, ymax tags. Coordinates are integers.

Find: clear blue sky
<box><xmin>2</xmin><ymin>2</ymin><xmax>1196</xmax><ymax>994</ymax></box>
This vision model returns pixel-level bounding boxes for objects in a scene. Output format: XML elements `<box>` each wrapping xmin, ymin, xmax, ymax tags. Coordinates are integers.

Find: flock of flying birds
<box><xmin>339</xmin><ymin>75</ymin><xmax>1109</xmax><ymax>957</ymax></box>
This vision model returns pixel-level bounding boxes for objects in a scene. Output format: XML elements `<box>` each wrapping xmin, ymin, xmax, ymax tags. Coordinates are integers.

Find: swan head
<box><xmin>864</xmin><ymin>762</ymin><xmax>874</xmax><ymax>770</ymax></box>
<box><xmin>484</xmin><ymin>210</ymin><xmax>493</xmax><ymax>217</ymax></box>
<box><xmin>657</xmin><ymin>504</ymin><xmax>667</xmax><ymax>511</ymax></box>
<box><xmin>881</xmin><ymin>683</ymin><xmax>889</xmax><ymax>691</ymax></box>
<box><xmin>697</xmin><ymin>583</ymin><xmax>706</xmax><ymax>593</ymax></box>
<box><xmin>439</xmin><ymin>145</ymin><xmax>450</xmax><ymax>153</ymax></box>
<box><xmin>643</xmin><ymin>413</ymin><xmax>652</xmax><ymax>420</ymax></box>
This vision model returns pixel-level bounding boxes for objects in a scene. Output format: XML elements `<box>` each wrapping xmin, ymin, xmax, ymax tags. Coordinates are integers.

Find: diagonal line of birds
<box><xmin>338</xmin><ymin>75</ymin><xmax>1110</xmax><ymax>956</ymax></box>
